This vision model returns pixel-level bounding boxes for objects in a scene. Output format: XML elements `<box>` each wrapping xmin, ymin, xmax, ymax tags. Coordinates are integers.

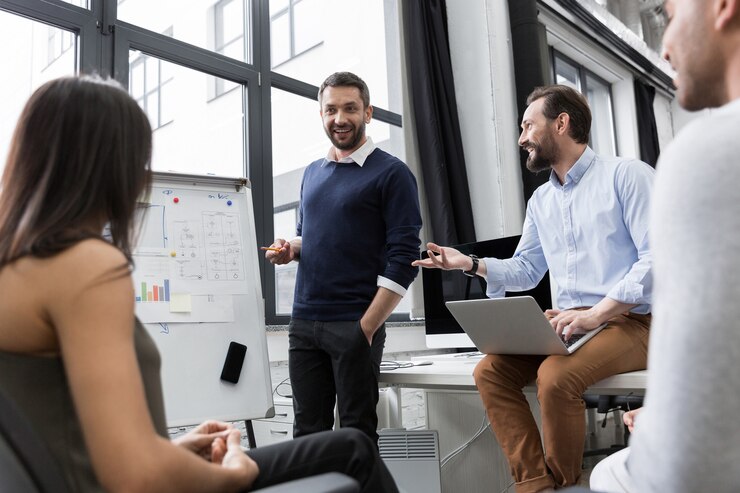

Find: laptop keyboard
<box><xmin>562</xmin><ymin>334</ymin><xmax>585</xmax><ymax>348</ymax></box>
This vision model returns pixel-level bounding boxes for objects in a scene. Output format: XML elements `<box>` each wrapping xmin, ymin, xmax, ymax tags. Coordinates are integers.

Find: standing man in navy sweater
<box><xmin>265</xmin><ymin>72</ymin><xmax>422</xmax><ymax>443</ymax></box>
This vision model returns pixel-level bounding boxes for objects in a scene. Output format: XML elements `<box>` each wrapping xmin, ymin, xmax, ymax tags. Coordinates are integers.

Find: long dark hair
<box><xmin>0</xmin><ymin>75</ymin><xmax>152</xmax><ymax>268</ymax></box>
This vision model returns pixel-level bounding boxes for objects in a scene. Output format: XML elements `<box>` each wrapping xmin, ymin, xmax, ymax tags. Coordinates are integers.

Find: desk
<box><xmin>378</xmin><ymin>355</ymin><xmax>647</xmax><ymax>493</ymax></box>
<box><xmin>379</xmin><ymin>356</ymin><xmax>647</xmax><ymax>427</ymax></box>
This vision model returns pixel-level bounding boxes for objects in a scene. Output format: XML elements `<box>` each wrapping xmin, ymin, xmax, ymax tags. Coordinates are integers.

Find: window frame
<box><xmin>551</xmin><ymin>49</ymin><xmax>619</xmax><ymax>156</ymax></box>
<box><xmin>128</xmin><ymin>27</ymin><xmax>174</xmax><ymax>130</ymax></box>
<box><xmin>212</xmin><ymin>0</ymin><xmax>248</xmax><ymax>97</ymax></box>
<box><xmin>0</xmin><ymin>0</ymin><xmax>407</xmax><ymax>326</ymax></box>
<box><xmin>45</xmin><ymin>25</ymin><xmax>74</xmax><ymax>66</ymax></box>
<box><xmin>269</xmin><ymin>0</ymin><xmax>323</xmax><ymax>69</ymax></box>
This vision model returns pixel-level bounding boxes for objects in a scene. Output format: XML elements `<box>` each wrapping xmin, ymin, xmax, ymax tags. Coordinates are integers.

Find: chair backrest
<box><xmin>0</xmin><ymin>389</ymin><xmax>70</xmax><ymax>493</ymax></box>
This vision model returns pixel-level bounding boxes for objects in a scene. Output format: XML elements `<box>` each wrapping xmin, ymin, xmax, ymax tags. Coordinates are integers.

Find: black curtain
<box><xmin>402</xmin><ymin>0</ymin><xmax>476</xmax><ymax>246</ymax></box>
<box><xmin>508</xmin><ymin>0</ymin><xmax>553</xmax><ymax>203</ymax></box>
<box><xmin>634</xmin><ymin>79</ymin><xmax>661</xmax><ymax>167</ymax></box>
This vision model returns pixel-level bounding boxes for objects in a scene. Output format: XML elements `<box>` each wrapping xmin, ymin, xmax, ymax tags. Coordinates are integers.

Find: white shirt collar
<box><xmin>323</xmin><ymin>136</ymin><xmax>376</xmax><ymax>167</ymax></box>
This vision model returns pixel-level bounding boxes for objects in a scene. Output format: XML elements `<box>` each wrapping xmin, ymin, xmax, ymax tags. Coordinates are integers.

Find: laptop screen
<box><xmin>421</xmin><ymin>236</ymin><xmax>552</xmax><ymax>349</ymax></box>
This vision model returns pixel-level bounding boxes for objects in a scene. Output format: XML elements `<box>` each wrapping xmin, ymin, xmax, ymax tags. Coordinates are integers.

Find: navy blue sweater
<box><xmin>293</xmin><ymin>148</ymin><xmax>422</xmax><ymax>321</ymax></box>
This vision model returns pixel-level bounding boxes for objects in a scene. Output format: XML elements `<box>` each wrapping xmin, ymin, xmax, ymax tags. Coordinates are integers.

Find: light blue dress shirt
<box><xmin>483</xmin><ymin>147</ymin><xmax>654</xmax><ymax>314</ymax></box>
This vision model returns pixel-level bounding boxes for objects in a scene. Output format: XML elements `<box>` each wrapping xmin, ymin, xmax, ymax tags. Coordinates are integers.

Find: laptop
<box><xmin>444</xmin><ymin>296</ymin><xmax>606</xmax><ymax>355</ymax></box>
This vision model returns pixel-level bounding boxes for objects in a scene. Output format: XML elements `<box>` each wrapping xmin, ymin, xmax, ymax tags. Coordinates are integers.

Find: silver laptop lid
<box><xmin>444</xmin><ymin>296</ymin><xmax>604</xmax><ymax>355</ymax></box>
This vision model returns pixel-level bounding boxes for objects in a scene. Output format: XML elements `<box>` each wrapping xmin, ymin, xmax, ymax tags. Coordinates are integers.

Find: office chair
<box><xmin>255</xmin><ymin>473</ymin><xmax>360</xmax><ymax>493</ymax></box>
<box><xmin>582</xmin><ymin>393</ymin><xmax>643</xmax><ymax>458</ymax></box>
<box><xmin>0</xmin><ymin>388</ymin><xmax>359</xmax><ymax>493</ymax></box>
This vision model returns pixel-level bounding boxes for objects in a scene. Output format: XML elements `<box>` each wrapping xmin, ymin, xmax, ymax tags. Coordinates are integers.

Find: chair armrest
<box><xmin>252</xmin><ymin>472</ymin><xmax>360</xmax><ymax>493</ymax></box>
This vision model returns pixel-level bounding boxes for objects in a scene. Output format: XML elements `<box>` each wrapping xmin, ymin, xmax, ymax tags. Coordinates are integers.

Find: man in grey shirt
<box><xmin>590</xmin><ymin>0</ymin><xmax>740</xmax><ymax>491</ymax></box>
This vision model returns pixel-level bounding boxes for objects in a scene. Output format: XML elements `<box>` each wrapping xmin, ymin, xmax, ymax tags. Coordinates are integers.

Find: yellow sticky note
<box><xmin>170</xmin><ymin>293</ymin><xmax>192</xmax><ymax>313</ymax></box>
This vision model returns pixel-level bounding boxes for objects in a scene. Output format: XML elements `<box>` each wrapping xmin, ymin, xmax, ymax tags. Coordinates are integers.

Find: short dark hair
<box><xmin>526</xmin><ymin>85</ymin><xmax>591</xmax><ymax>144</ymax></box>
<box><xmin>0</xmin><ymin>75</ymin><xmax>152</xmax><ymax>267</ymax></box>
<box><xmin>318</xmin><ymin>72</ymin><xmax>370</xmax><ymax>108</ymax></box>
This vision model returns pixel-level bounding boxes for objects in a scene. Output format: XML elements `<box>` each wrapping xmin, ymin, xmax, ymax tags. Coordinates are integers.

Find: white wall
<box><xmin>653</xmin><ymin>90</ymin><xmax>675</xmax><ymax>153</ymax></box>
<box><xmin>445</xmin><ymin>0</ymin><xmax>526</xmax><ymax>241</ymax></box>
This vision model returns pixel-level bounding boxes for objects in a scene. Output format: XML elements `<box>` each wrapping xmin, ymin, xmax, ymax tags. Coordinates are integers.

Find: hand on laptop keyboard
<box><xmin>561</xmin><ymin>333</ymin><xmax>585</xmax><ymax>348</ymax></box>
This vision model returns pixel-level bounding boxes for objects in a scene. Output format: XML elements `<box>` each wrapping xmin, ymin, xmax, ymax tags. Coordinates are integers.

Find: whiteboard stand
<box><xmin>245</xmin><ymin>420</ymin><xmax>257</xmax><ymax>448</ymax></box>
<box><xmin>134</xmin><ymin>172</ymin><xmax>275</xmax><ymax>430</ymax></box>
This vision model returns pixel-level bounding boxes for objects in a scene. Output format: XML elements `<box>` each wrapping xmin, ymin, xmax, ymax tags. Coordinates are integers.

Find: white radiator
<box><xmin>378</xmin><ymin>429</ymin><xmax>441</xmax><ymax>493</ymax></box>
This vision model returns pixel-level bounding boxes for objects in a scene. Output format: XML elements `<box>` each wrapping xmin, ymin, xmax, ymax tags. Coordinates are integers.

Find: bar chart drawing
<box><xmin>136</xmin><ymin>279</ymin><xmax>171</xmax><ymax>303</ymax></box>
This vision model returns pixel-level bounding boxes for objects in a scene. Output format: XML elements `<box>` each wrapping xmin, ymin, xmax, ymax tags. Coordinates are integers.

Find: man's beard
<box><xmin>326</xmin><ymin>121</ymin><xmax>366</xmax><ymax>151</ymax></box>
<box><xmin>524</xmin><ymin>132</ymin><xmax>559</xmax><ymax>173</ymax></box>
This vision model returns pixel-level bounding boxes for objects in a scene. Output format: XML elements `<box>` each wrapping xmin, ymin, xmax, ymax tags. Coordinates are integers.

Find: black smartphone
<box><xmin>220</xmin><ymin>341</ymin><xmax>247</xmax><ymax>384</ymax></box>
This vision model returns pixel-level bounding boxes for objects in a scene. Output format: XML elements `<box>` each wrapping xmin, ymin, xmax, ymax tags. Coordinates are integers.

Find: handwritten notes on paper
<box><xmin>132</xmin><ymin>187</ymin><xmax>246</xmax><ymax>325</ymax></box>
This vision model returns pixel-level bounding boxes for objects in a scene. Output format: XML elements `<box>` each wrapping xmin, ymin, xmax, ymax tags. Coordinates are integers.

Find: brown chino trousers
<box><xmin>473</xmin><ymin>312</ymin><xmax>650</xmax><ymax>493</ymax></box>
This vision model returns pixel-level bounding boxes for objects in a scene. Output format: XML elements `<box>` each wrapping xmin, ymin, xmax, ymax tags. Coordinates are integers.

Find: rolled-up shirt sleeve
<box><xmin>483</xmin><ymin>206</ymin><xmax>549</xmax><ymax>299</ymax></box>
<box><xmin>605</xmin><ymin>160</ymin><xmax>654</xmax><ymax>306</ymax></box>
<box><xmin>377</xmin><ymin>275</ymin><xmax>407</xmax><ymax>296</ymax></box>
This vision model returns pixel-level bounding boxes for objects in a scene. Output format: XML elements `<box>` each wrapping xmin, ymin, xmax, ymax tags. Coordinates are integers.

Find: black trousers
<box><xmin>288</xmin><ymin>318</ymin><xmax>385</xmax><ymax>443</ymax></box>
<box><xmin>247</xmin><ymin>428</ymin><xmax>398</xmax><ymax>492</ymax></box>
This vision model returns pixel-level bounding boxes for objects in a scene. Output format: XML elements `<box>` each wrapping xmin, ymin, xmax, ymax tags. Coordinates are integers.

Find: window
<box><xmin>273</xmin><ymin>204</ymin><xmax>299</xmax><ymax>315</ymax></box>
<box><xmin>270</xmin><ymin>0</ymin><xmax>323</xmax><ymax>68</ymax></box>
<box><xmin>128</xmin><ymin>51</ymin><xmax>246</xmax><ymax>177</ymax></box>
<box><xmin>0</xmin><ymin>11</ymin><xmax>77</xmax><ymax>178</ymax></box>
<box><xmin>117</xmin><ymin>0</ymin><xmax>252</xmax><ymax>64</ymax></box>
<box><xmin>584</xmin><ymin>73</ymin><xmax>616</xmax><ymax>160</ymax></box>
<box><xmin>44</xmin><ymin>0</ymin><xmax>87</xmax><ymax>68</ymax></box>
<box><xmin>269</xmin><ymin>0</ymin><xmax>403</xmax><ymax>114</ymax></box>
<box><xmin>553</xmin><ymin>51</ymin><xmax>618</xmax><ymax>156</ymax></box>
<box><xmin>46</xmin><ymin>27</ymin><xmax>74</xmax><ymax>66</ymax></box>
<box><xmin>60</xmin><ymin>0</ymin><xmax>90</xmax><ymax>8</ymax></box>
<box><xmin>129</xmin><ymin>29</ymin><xmax>175</xmax><ymax>130</ymax></box>
<box><xmin>213</xmin><ymin>0</ymin><xmax>246</xmax><ymax>96</ymax></box>
<box><xmin>0</xmin><ymin>0</ymin><xmax>408</xmax><ymax>325</ymax></box>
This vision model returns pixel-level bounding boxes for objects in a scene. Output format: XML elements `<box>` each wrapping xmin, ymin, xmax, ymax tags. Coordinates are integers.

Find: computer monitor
<box><xmin>422</xmin><ymin>235</ymin><xmax>552</xmax><ymax>349</ymax></box>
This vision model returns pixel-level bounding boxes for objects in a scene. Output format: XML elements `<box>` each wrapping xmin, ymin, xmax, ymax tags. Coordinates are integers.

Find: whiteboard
<box><xmin>132</xmin><ymin>172</ymin><xmax>274</xmax><ymax>427</ymax></box>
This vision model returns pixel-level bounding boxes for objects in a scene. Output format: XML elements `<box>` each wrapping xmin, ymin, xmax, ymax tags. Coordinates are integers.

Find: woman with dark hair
<box><xmin>0</xmin><ymin>76</ymin><xmax>398</xmax><ymax>493</ymax></box>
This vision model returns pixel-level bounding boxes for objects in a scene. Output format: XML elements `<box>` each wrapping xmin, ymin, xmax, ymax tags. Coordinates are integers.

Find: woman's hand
<box><xmin>212</xmin><ymin>430</ymin><xmax>260</xmax><ymax>489</ymax></box>
<box><xmin>173</xmin><ymin>420</ymin><xmax>233</xmax><ymax>460</ymax></box>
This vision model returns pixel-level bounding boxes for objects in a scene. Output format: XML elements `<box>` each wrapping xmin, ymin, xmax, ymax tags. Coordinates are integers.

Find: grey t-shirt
<box><xmin>627</xmin><ymin>98</ymin><xmax>740</xmax><ymax>491</ymax></box>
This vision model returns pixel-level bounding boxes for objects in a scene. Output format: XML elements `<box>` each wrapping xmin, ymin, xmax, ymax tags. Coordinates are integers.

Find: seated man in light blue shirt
<box><xmin>413</xmin><ymin>85</ymin><xmax>654</xmax><ymax>493</ymax></box>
